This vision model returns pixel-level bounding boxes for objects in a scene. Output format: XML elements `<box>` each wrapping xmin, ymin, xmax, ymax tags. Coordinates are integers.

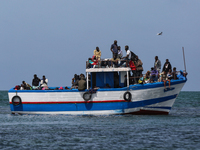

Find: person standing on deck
<box><xmin>110</xmin><ymin>40</ymin><xmax>118</xmax><ymax>58</ymax></box>
<box><xmin>135</xmin><ymin>55</ymin><xmax>143</xmax><ymax>82</ymax></box>
<box><xmin>154</xmin><ymin>56</ymin><xmax>161</xmax><ymax>73</ymax></box>
<box><xmin>162</xmin><ymin>59</ymin><xmax>172</xmax><ymax>73</ymax></box>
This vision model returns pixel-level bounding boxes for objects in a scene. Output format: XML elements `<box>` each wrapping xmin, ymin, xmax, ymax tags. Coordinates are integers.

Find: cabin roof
<box><xmin>86</xmin><ymin>67</ymin><xmax>131</xmax><ymax>73</ymax></box>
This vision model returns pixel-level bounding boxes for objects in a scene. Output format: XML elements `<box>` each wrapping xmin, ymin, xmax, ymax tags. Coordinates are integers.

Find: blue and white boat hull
<box><xmin>8</xmin><ymin>79</ymin><xmax>186</xmax><ymax>115</ymax></box>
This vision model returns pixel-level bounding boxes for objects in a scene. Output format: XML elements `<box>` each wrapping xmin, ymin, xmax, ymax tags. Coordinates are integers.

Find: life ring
<box><xmin>123</xmin><ymin>91</ymin><xmax>132</xmax><ymax>101</ymax></box>
<box><xmin>83</xmin><ymin>92</ymin><xmax>92</xmax><ymax>101</ymax></box>
<box><xmin>12</xmin><ymin>96</ymin><xmax>22</xmax><ymax>106</ymax></box>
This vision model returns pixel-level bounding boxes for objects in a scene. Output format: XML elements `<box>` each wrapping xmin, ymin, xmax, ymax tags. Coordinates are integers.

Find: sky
<box><xmin>0</xmin><ymin>0</ymin><xmax>199</xmax><ymax>91</ymax></box>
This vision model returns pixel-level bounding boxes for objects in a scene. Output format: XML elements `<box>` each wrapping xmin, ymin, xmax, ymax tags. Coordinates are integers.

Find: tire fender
<box><xmin>123</xmin><ymin>91</ymin><xmax>132</xmax><ymax>101</ymax></box>
<box><xmin>12</xmin><ymin>96</ymin><xmax>22</xmax><ymax>106</ymax></box>
<box><xmin>83</xmin><ymin>92</ymin><xmax>92</xmax><ymax>101</ymax></box>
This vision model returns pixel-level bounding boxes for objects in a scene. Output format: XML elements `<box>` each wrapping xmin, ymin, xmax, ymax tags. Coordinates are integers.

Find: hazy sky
<box><xmin>0</xmin><ymin>0</ymin><xmax>199</xmax><ymax>91</ymax></box>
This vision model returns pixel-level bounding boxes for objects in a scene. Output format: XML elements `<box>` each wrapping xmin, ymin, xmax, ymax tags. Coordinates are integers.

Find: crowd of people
<box><xmin>14</xmin><ymin>40</ymin><xmax>187</xmax><ymax>90</ymax></box>
<box><xmin>87</xmin><ymin>40</ymin><xmax>187</xmax><ymax>88</ymax></box>
<box><xmin>14</xmin><ymin>74</ymin><xmax>49</xmax><ymax>90</ymax></box>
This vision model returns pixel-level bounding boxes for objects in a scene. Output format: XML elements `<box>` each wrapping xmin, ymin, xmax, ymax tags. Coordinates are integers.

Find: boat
<box><xmin>8</xmin><ymin>61</ymin><xmax>187</xmax><ymax>115</ymax></box>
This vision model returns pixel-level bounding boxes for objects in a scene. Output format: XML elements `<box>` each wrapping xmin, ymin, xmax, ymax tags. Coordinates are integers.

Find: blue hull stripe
<box><xmin>10</xmin><ymin>94</ymin><xmax>177</xmax><ymax>112</ymax></box>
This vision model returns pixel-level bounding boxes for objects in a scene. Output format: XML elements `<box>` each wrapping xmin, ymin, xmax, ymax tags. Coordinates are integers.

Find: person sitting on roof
<box><xmin>92</xmin><ymin>55</ymin><xmax>99</xmax><ymax>68</ymax></box>
<box><xmin>94</xmin><ymin>47</ymin><xmax>101</xmax><ymax>61</ymax></box>
<box><xmin>118</xmin><ymin>45</ymin><xmax>131</xmax><ymax>67</ymax></box>
<box><xmin>40</xmin><ymin>75</ymin><xmax>48</xmax><ymax>90</ymax></box>
<box><xmin>110</xmin><ymin>54</ymin><xmax>120</xmax><ymax>67</ymax></box>
<box><xmin>86</xmin><ymin>58</ymin><xmax>93</xmax><ymax>68</ymax></box>
<box><xmin>150</xmin><ymin>67</ymin><xmax>159</xmax><ymax>82</ymax></box>
<box><xmin>101</xmin><ymin>59</ymin><xmax>109</xmax><ymax>68</ymax></box>
<box><xmin>161</xmin><ymin>70</ymin><xmax>171</xmax><ymax>89</ymax></box>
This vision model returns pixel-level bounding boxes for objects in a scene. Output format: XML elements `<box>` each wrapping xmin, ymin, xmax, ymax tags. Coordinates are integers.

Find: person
<box><xmin>78</xmin><ymin>77</ymin><xmax>86</xmax><ymax>91</ymax></box>
<box><xmin>167</xmin><ymin>69</ymin><xmax>173</xmax><ymax>80</ymax></box>
<box><xmin>93</xmin><ymin>47</ymin><xmax>101</xmax><ymax>61</ymax></box>
<box><xmin>101</xmin><ymin>59</ymin><xmax>109</xmax><ymax>68</ymax></box>
<box><xmin>91</xmin><ymin>55</ymin><xmax>99</xmax><ymax>68</ymax></box>
<box><xmin>71</xmin><ymin>74</ymin><xmax>79</xmax><ymax>88</ymax></box>
<box><xmin>138</xmin><ymin>74</ymin><xmax>144</xmax><ymax>84</ymax></box>
<box><xmin>80</xmin><ymin>73</ymin><xmax>86</xmax><ymax>80</ymax></box>
<box><xmin>118</xmin><ymin>46</ymin><xmax>123</xmax><ymax>59</ymax></box>
<box><xmin>129</xmin><ymin>60</ymin><xmax>137</xmax><ymax>84</ymax></box>
<box><xmin>114</xmin><ymin>72</ymin><xmax>119</xmax><ymax>88</ymax></box>
<box><xmin>110</xmin><ymin>40</ymin><xmax>118</xmax><ymax>58</ymax></box>
<box><xmin>110</xmin><ymin>54</ymin><xmax>120</xmax><ymax>67</ymax></box>
<box><xmin>21</xmin><ymin>81</ymin><xmax>31</xmax><ymax>90</ymax></box>
<box><xmin>40</xmin><ymin>75</ymin><xmax>48</xmax><ymax>89</ymax></box>
<box><xmin>150</xmin><ymin>67</ymin><xmax>159</xmax><ymax>82</ymax></box>
<box><xmin>162</xmin><ymin>59</ymin><xmax>172</xmax><ymax>73</ymax></box>
<box><xmin>105</xmin><ymin>83</ymin><xmax>111</xmax><ymax>88</ymax></box>
<box><xmin>172</xmin><ymin>67</ymin><xmax>178</xmax><ymax>80</ymax></box>
<box><xmin>135</xmin><ymin>55</ymin><xmax>143</xmax><ymax>82</ymax></box>
<box><xmin>154</xmin><ymin>56</ymin><xmax>161</xmax><ymax>73</ymax></box>
<box><xmin>20</xmin><ymin>84</ymin><xmax>25</xmax><ymax>90</ymax></box>
<box><xmin>177</xmin><ymin>70</ymin><xmax>187</xmax><ymax>80</ymax></box>
<box><xmin>144</xmin><ymin>71</ymin><xmax>151</xmax><ymax>83</ymax></box>
<box><xmin>161</xmin><ymin>70</ymin><xmax>171</xmax><ymax>88</ymax></box>
<box><xmin>118</xmin><ymin>45</ymin><xmax>131</xmax><ymax>67</ymax></box>
<box><xmin>86</xmin><ymin>58</ymin><xmax>93</xmax><ymax>68</ymax></box>
<box><xmin>32</xmin><ymin>74</ymin><xmax>41</xmax><ymax>89</ymax></box>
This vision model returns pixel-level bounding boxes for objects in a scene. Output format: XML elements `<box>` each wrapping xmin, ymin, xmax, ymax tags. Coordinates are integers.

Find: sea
<box><xmin>0</xmin><ymin>91</ymin><xmax>200</xmax><ymax>150</ymax></box>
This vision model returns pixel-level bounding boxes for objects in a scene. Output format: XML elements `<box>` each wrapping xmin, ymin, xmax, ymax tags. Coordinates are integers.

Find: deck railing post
<box><xmin>127</xmin><ymin>71</ymin><xmax>129</xmax><ymax>87</ymax></box>
<box><xmin>87</xmin><ymin>72</ymin><xmax>89</xmax><ymax>89</ymax></box>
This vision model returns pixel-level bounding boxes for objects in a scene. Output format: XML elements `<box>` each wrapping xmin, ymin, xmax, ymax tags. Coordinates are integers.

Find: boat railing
<box><xmin>86</xmin><ymin>58</ymin><xmax>129</xmax><ymax>69</ymax></box>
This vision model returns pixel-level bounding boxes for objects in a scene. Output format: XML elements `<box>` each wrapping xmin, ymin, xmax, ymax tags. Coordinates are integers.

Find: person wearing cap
<box><xmin>32</xmin><ymin>74</ymin><xmax>41</xmax><ymax>89</ymax></box>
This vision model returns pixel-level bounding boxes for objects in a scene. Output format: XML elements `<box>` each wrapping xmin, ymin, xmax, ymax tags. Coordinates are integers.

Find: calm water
<box><xmin>0</xmin><ymin>91</ymin><xmax>200</xmax><ymax>150</ymax></box>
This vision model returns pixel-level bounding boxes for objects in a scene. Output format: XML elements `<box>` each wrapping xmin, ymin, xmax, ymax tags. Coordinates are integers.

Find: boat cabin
<box><xmin>86</xmin><ymin>68</ymin><xmax>131</xmax><ymax>89</ymax></box>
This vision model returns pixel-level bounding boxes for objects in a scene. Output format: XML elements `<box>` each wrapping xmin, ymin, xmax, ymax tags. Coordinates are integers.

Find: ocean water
<box><xmin>0</xmin><ymin>91</ymin><xmax>200</xmax><ymax>150</ymax></box>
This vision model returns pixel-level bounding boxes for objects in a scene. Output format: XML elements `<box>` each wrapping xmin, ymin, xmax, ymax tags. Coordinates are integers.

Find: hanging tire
<box><xmin>83</xmin><ymin>92</ymin><xmax>92</xmax><ymax>101</ymax></box>
<box><xmin>12</xmin><ymin>96</ymin><xmax>22</xmax><ymax>106</ymax></box>
<box><xmin>123</xmin><ymin>92</ymin><xmax>132</xmax><ymax>101</ymax></box>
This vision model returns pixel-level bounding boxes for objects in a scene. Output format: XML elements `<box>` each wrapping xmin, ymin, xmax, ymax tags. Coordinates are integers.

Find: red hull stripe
<box><xmin>10</xmin><ymin>100</ymin><xmax>127</xmax><ymax>104</ymax></box>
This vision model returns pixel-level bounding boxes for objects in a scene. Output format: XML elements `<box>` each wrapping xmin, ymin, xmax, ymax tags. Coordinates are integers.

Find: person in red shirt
<box><xmin>129</xmin><ymin>60</ymin><xmax>137</xmax><ymax>84</ymax></box>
